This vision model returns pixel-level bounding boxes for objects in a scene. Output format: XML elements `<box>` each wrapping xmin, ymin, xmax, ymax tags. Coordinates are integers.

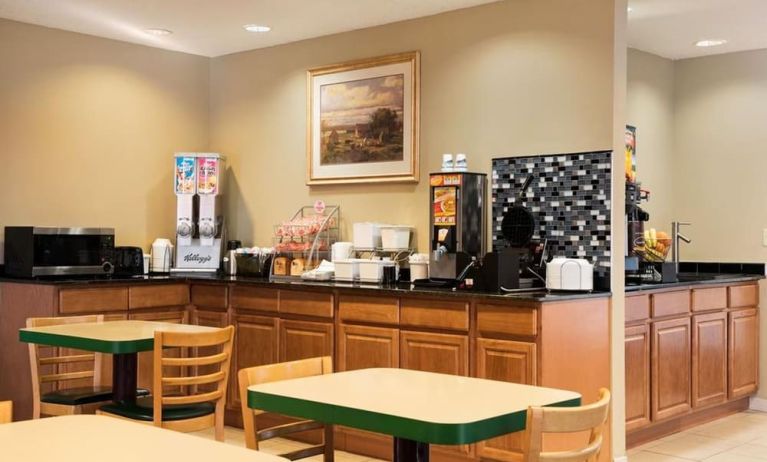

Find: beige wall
<box><xmin>626</xmin><ymin>48</ymin><xmax>675</xmax><ymax>230</ymax></box>
<box><xmin>0</xmin><ymin>19</ymin><xmax>209</xmax><ymax>252</ymax></box>
<box><xmin>209</xmin><ymin>0</ymin><xmax>617</xmax><ymax>251</ymax></box>
<box><xmin>672</xmin><ymin>49</ymin><xmax>767</xmax><ymax>401</ymax></box>
<box><xmin>628</xmin><ymin>47</ymin><xmax>767</xmax><ymax>401</ymax></box>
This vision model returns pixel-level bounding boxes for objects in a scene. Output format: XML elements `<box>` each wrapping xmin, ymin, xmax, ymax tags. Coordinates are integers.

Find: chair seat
<box><xmin>41</xmin><ymin>387</ymin><xmax>150</xmax><ymax>406</ymax></box>
<box><xmin>98</xmin><ymin>396</ymin><xmax>215</xmax><ymax>422</ymax></box>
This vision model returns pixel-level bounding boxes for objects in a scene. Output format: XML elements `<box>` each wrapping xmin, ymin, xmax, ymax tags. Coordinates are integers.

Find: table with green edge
<box><xmin>19</xmin><ymin>320</ymin><xmax>219</xmax><ymax>403</ymax></box>
<box><xmin>248</xmin><ymin>368</ymin><xmax>581</xmax><ymax>462</ymax></box>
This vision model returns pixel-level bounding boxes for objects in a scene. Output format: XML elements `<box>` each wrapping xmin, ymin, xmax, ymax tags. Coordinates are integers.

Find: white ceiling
<box><xmin>628</xmin><ymin>0</ymin><xmax>767</xmax><ymax>60</ymax></box>
<box><xmin>0</xmin><ymin>0</ymin><xmax>499</xmax><ymax>57</ymax></box>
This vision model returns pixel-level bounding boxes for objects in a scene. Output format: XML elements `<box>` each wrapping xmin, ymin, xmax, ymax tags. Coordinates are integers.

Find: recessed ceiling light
<box><xmin>627</xmin><ymin>6</ymin><xmax>633</xmax><ymax>12</ymax></box>
<box><xmin>695</xmin><ymin>39</ymin><xmax>727</xmax><ymax>47</ymax></box>
<box><xmin>244</xmin><ymin>24</ymin><xmax>271</xmax><ymax>33</ymax></box>
<box><xmin>144</xmin><ymin>28</ymin><xmax>172</xmax><ymax>36</ymax></box>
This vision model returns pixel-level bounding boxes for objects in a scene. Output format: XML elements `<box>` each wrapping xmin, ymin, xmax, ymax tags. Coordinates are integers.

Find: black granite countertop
<box><xmin>0</xmin><ymin>272</ymin><xmax>610</xmax><ymax>303</ymax></box>
<box><xmin>625</xmin><ymin>273</ymin><xmax>764</xmax><ymax>293</ymax></box>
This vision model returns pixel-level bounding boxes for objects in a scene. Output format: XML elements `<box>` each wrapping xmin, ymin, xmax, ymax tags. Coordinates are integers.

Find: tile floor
<box><xmin>191</xmin><ymin>426</ymin><xmax>382</xmax><ymax>462</ymax></box>
<box><xmin>628</xmin><ymin>410</ymin><xmax>767</xmax><ymax>461</ymax></box>
<box><xmin>192</xmin><ymin>410</ymin><xmax>767</xmax><ymax>462</ymax></box>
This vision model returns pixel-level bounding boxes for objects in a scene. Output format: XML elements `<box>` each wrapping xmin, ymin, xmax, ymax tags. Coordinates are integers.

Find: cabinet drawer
<box><xmin>652</xmin><ymin>291</ymin><xmax>690</xmax><ymax>318</ymax></box>
<box><xmin>129</xmin><ymin>284</ymin><xmax>189</xmax><ymax>309</ymax></box>
<box><xmin>59</xmin><ymin>287</ymin><xmax>128</xmax><ymax>314</ymax></box>
<box><xmin>477</xmin><ymin>304</ymin><xmax>537</xmax><ymax>337</ymax></box>
<box><xmin>280</xmin><ymin>290</ymin><xmax>333</xmax><ymax>318</ymax></box>
<box><xmin>729</xmin><ymin>284</ymin><xmax>759</xmax><ymax>309</ymax></box>
<box><xmin>692</xmin><ymin>287</ymin><xmax>727</xmax><ymax>312</ymax></box>
<box><xmin>339</xmin><ymin>295</ymin><xmax>399</xmax><ymax>325</ymax></box>
<box><xmin>626</xmin><ymin>295</ymin><xmax>650</xmax><ymax>323</ymax></box>
<box><xmin>190</xmin><ymin>284</ymin><xmax>228</xmax><ymax>309</ymax></box>
<box><xmin>401</xmin><ymin>298</ymin><xmax>469</xmax><ymax>331</ymax></box>
<box><xmin>231</xmin><ymin>286</ymin><xmax>279</xmax><ymax>313</ymax></box>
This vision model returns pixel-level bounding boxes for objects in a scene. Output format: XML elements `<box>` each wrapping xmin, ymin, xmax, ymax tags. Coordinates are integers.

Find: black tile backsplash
<box><xmin>678</xmin><ymin>262</ymin><xmax>766</xmax><ymax>276</ymax></box>
<box><xmin>492</xmin><ymin>151</ymin><xmax>612</xmax><ymax>275</ymax></box>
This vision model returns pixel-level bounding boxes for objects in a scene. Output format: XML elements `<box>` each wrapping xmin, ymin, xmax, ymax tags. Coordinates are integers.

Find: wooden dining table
<box><xmin>247</xmin><ymin>368</ymin><xmax>581</xmax><ymax>462</ymax></box>
<box><xmin>19</xmin><ymin>320</ymin><xmax>219</xmax><ymax>403</ymax></box>
<box><xmin>0</xmin><ymin>414</ymin><xmax>288</xmax><ymax>461</ymax></box>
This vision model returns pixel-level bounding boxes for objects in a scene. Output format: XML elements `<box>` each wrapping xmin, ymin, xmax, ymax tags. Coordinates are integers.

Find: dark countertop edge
<box><xmin>625</xmin><ymin>274</ymin><xmax>764</xmax><ymax>293</ymax></box>
<box><xmin>0</xmin><ymin>273</ymin><xmax>611</xmax><ymax>303</ymax></box>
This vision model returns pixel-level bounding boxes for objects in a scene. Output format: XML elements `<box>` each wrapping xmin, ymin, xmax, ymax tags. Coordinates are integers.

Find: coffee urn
<box><xmin>428</xmin><ymin>172</ymin><xmax>487</xmax><ymax>280</ymax></box>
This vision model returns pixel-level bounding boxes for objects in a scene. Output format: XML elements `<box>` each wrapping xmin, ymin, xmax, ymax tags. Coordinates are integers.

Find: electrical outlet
<box><xmin>763</xmin><ymin>229</ymin><xmax>767</xmax><ymax>247</ymax></box>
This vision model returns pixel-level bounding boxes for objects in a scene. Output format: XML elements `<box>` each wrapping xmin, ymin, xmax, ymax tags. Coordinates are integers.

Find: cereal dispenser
<box><xmin>172</xmin><ymin>152</ymin><xmax>226</xmax><ymax>272</ymax></box>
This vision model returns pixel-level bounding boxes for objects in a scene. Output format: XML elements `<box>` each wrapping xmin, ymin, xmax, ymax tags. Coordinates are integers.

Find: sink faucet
<box><xmin>672</xmin><ymin>221</ymin><xmax>692</xmax><ymax>272</ymax></box>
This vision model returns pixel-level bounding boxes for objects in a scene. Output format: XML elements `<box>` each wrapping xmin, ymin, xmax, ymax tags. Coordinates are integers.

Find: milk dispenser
<box><xmin>172</xmin><ymin>152</ymin><xmax>226</xmax><ymax>272</ymax></box>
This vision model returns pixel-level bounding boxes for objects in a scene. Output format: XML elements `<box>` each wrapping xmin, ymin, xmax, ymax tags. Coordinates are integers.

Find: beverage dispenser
<box><xmin>429</xmin><ymin>172</ymin><xmax>487</xmax><ymax>280</ymax></box>
<box><xmin>172</xmin><ymin>152</ymin><xmax>226</xmax><ymax>272</ymax></box>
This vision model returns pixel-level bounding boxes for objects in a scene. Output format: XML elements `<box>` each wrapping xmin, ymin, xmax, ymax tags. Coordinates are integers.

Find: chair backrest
<box><xmin>27</xmin><ymin>315</ymin><xmax>105</xmax><ymax>417</ymax></box>
<box><xmin>522</xmin><ymin>388</ymin><xmax>611</xmax><ymax>462</ymax></box>
<box><xmin>152</xmin><ymin>325</ymin><xmax>235</xmax><ymax>427</ymax></box>
<box><xmin>238</xmin><ymin>356</ymin><xmax>333</xmax><ymax>450</ymax></box>
<box><xmin>0</xmin><ymin>401</ymin><xmax>11</xmax><ymax>424</ymax></box>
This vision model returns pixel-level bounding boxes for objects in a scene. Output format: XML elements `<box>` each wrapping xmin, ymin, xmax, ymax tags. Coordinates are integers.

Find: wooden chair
<box><xmin>0</xmin><ymin>401</ymin><xmax>11</xmax><ymax>423</ymax></box>
<box><xmin>239</xmin><ymin>356</ymin><xmax>334</xmax><ymax>462</ymax></box>
<box><xmin>98</xmin><ymin>325</ymin><xmax>234</xmax><ymax>441</ymax></box>
<box><xmin>27</xmin><ymin>315</ymin><xmax>150</xmax><ymax>418</ymax></box>
<box><xmin>522</xmin><ymin>388</ymin><xmax>611</xmax><ymax>462</ymax></box>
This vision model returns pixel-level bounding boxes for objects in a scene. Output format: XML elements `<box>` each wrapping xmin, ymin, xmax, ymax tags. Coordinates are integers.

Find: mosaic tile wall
<box><xmin>491</xmin><ymin>151</ymin><xmax>612</xmax><ymax>274</ymax></box>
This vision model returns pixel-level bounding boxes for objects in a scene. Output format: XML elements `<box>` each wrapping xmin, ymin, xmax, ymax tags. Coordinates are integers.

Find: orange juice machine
<box><xmin>172</xmin><ymin>152</ymin><xmax>226</xmax><ymax>272</ymax></box>
<box><xmin>428</xmin><ymin>172</ymin><xmax>487</xmax><ymax>281</ymax></box>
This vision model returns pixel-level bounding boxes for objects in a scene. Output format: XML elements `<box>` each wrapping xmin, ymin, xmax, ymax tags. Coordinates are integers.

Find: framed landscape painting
<box><xmin>306</xmin><ymin>51</ymin><xmax>420</xmax><ymax>185</ymax></box>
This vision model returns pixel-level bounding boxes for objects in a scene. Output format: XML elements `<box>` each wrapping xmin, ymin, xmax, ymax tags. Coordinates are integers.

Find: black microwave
<box><xmin>4</xmin><ymin>227</ymin><xmax>115</xmax><ymax>277</ymax></box>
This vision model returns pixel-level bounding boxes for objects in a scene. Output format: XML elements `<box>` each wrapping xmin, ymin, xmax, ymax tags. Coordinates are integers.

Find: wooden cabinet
<box><xmin>728</xmin><ymin>308</ymin><xmax>759</xmax><ymax>399</ymax></box>
<box><xmin>279</xmin><ymin>319</ymin><xmax>333</xmax><ymax>362</ymax></box>
<box><xmin>338</xmin><ymin>324</ymin><xmax>399</xmax><ymax>371</ymax></box>
<box><xmin>229</xmin><ymin>313</ymin><xmax>279</xmax><ymax>411</ymax></box>
<box><xmin>129</xmin><ymin>308</ymin><xmax>189</xmax><ymax>392</ymax></box>
<box><xmin>400</xmin><ymin>330</ymin><xmax>471</xmax><ymax>458</ymax></box>
<box><xmin>193</xmin><ymin>309</ymin><xmax>229</xmax><ymax>393</ymax></box>
<box><xmin>692</xmin><ymin>312</ymin><xmax>727</xmax><ymax>408</ymax></box>
<box><xmin>475</xmin><ymin>338</ymin><xmax>536</xmax><ymax>462</ymax></box>
<box><xmin>651</xmin><ymin>317</ymin><xmax>692</xmax><ymax>421</ymax></box>
<box><xmin>625</xmin><ymin>324</ymin><xmax>651</xmax><ymax>431</ymax></box>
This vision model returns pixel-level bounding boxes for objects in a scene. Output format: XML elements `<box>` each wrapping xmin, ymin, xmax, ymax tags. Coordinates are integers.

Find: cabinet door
<box><xmin>729</xmin><ymin>308</ymin><xmax>759</xmax><ymax>399</ymax></box>
<box><xmin>625</xmin><ymin>324</ymin><xmax>651</xmax><ymax>431</ymax></box>
<box><xmin>279</xmin><ymin>319</ymin><xmax>333</xmax><ymax>363</ymax></box>
<box><xmin>229</xmin><ymin>313</ymin><xmax>279</xmax><ymax>411</ymax></box>
<box><xmin>692</xmin><ymin>312</ymin><xmax>727</xmax><ymax>408</ymax></box>
<box><xmin>129</xmin><ymin>308</ymin><xmax>188</xmax><ymax>393</ymax></box>
<box><xmin>338</xmin><ymin>324</ymin><xmax>399</xmax><ymax>371</ymax></box>
<box><xmin>652</xmin><ymin>317</ymin><xmax>692</xmax><ymax>421</ymax></box>
<box><xmin>192</xmin><ymin>309</ymin><xmax>229</xmax><ymax>393</ymax></box>
<box><xmin>400</xmin><ymin>331</ymin><xmax>471</xmax><ymax>458</ymax></box>
<box><xmin>337</xmin><ymin>324</ymin><xmax>399</xmax><ymax>459</ymax></box>
<box><xmin>475</xmin><ymin>338</ymin><xmax>536</xmax><ymax>462</ymax></box>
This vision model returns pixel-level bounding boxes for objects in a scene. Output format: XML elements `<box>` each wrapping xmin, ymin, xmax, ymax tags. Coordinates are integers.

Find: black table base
<box><xmin>394</xmin><ymin>437</ymin><xmax>429</xmax><ymax>462</ymax></box>
<box><xmin>112</xmin><ymin>353</ymin><xmax>138</xmax><ymax>403</ymax></box>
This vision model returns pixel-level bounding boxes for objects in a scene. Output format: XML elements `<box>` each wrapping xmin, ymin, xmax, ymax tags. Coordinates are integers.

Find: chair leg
<box><xmin>324</xmin><ymin>424</ymin><xmax>335</xmax><ymax>462</ymax></box>
<box><xmin>214</xmin><ymin>404</ymin><xmax>225</xmax><ymax>442</ymax></box>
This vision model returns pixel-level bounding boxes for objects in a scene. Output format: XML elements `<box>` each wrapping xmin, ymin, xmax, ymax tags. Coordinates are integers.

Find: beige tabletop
<box><xmin>0</xmin><ymin>415</ymin><xmax>288</xmax><ymax>462</ymax></box>
<box><xmin>19</xmin><ymin>320</ymin><xmax>219</xmax><ymax>353</ymax></box>
<box><xmin>248</xmin><ymin>368</ymin><xmax>581</xmax><ymax>444</ymax></box>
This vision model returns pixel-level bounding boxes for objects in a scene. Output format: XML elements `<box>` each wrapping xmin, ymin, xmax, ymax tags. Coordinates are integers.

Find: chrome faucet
<box><xmin>672</xmin><ymin>221</ymin><xmax>692</xmax><ymax>272</ymax></box>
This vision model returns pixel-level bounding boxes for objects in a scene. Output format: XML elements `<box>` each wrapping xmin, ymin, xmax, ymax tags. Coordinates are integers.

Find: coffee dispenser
<box><xmin>428</xmin><ymin>172</ymin><xmax>487</xmax><ymax>280</ymax></box>
<box><xmin>172</xmin><ymin>152</ymin><xmax>226</xmax><ymax>272</ymax></box>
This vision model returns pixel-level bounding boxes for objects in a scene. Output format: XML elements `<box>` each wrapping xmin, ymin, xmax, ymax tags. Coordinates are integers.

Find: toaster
<box><xmin>546</xmin><ymin>257</ymin><xmax>594</xmax><ymax>291</ymax></box>
<box><xmin>112</xmin><ymin>246</ymin><xmax>144</xmax><ymax>277</ymax></box>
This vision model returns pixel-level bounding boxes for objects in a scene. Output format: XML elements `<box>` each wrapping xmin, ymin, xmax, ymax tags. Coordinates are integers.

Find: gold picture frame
<box><xmin>306</xmin><ymin>51</ymin><xmax>420</xmax><ymax>185</ymax></box>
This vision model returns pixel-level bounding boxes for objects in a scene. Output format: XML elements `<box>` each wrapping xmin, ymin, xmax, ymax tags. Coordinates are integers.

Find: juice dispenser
<box><xmin>429</xmin><ymin>172</ymin><xmax>487</xmax><ymax>280</ymax></box>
